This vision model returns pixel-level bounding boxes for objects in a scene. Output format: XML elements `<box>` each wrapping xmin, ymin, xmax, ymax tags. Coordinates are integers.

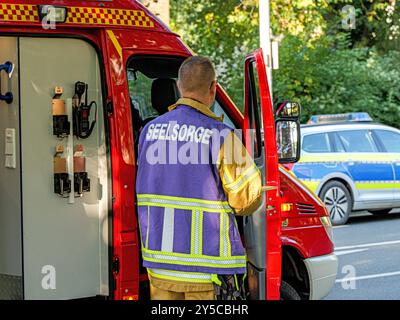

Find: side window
<box><xmin>211</xmin><ymin>100</ymin><xmax>236</xmax><ymax>129</ymax></box>
<box><xmin>128</xmin><ymin>71</ymin><xmax>159</xmax><ymax>121</ymax></box>
<box><xmin>247</xmin><ymin>61</ymin><xmax>263</xmax><ymax>159</ymax></box>
<box><xmin>302</xmin><ymin>133</ymin><xmax>331</xmax><ymax>153</ymax></box>
<box><xmin>337</xmin><ymin>130</ymin><xmax>378</xmax><ymax>152</ymax></box>
<box><xmin>331</xmin><ymin>132</ymin><xmax>346</xmax><ymax>152</ymax></box>
<box><xmin>126</xmin><ymin>57</ymin><xmax>183</xmax><ymax>146</ymax></box>
<box><xmin>374</xmin><ymin>130</ymin><xmax>400</xmax><ymax>153</ymax></box>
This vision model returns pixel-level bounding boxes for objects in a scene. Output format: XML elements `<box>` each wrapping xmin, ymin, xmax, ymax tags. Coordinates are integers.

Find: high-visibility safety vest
<box><xmin>136</xmin><ymin>102</ymin><xmax>247</xmax><ymax>275</ymax></box>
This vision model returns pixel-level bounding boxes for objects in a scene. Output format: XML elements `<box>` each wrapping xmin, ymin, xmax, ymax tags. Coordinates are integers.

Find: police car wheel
<box><xmin>320</xmin><ymin>181</ymin><xmax>352</xmax><ymax>226</ymax></box>
<box><xmin>280</xmin><ymin>281</ymin><xmax>301</xmax><ymax>300</ymax></box>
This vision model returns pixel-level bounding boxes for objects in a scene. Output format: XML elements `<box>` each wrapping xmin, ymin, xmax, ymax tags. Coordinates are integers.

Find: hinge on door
<box><xmin>106</xmin><ymin>100</ymin><xmax>114</xmax><ymax>116</ymax></box>
<box><xmin>112</xmin><ymin>257</ymin><xmax>120</xmax><ymax>275</ymax></box>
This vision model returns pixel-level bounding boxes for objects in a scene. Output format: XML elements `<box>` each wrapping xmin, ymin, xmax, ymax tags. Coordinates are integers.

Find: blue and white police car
<box><xmin>287</xmin><ymin>113</ymin><xmax>400</xmax><ymax>225</ymax></box>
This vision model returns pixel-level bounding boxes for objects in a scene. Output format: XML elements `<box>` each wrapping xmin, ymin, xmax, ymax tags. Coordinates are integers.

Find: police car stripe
<box><xmin>298</xmin><ymin>153</ymin><xmax>400</xmax><ymax>164</ymax></box>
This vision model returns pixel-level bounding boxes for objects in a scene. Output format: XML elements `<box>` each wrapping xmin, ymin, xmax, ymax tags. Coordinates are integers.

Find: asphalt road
<box><xmin>325</xmin><ymin>210</ymin><xmax>400</xmax><ymax>300</ymax></box>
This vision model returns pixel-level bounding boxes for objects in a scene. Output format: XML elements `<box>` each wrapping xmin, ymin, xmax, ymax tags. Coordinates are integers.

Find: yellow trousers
<box><xmin>149</xmin><ymin>274</ymin><xmax>215</xmax><ymax>300</ymax></box>
<box><xmin>150</xmin><ymin>283</ymin><xmax>215</xmax><ymax>300</ymax></box>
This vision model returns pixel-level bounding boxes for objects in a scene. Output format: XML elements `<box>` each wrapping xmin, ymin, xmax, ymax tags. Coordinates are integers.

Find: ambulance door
<box><xmin>242</xmin><ymin>49</ymin><xmax>281</xmax><ymax>300</ymax></box>
<box><xmin>19</xmin><ymin>37</ymin><xmax>109</xmax><ymax>299</ymax></box>
<box><xmin>0</xmin><ymin>37</ymin><xmax>23</xmax><ymax>300</ymax></box>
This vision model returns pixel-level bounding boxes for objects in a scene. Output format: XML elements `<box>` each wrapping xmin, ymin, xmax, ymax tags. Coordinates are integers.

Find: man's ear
<box><xmin>177</xmin><ymin>80</ymin><xmax>183</xmax><ymax>95</ymax></box>
<box><xmin>210</xmin><ymin>80</ymin><xmax>217</xmax><ymax>95</ymax></box>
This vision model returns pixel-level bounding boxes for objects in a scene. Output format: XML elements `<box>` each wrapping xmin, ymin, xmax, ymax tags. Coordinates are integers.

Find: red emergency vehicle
<box><xmin>0</xmin><ymin>0</ymin><xmax>337</xmax><ymax>300</ymax></box>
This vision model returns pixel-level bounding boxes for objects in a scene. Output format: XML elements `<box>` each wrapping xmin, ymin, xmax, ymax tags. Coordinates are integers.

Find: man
<box><xmin>136</xmin><ymin>56</ymin><xmax>262</xmax><ymax>300</ymax></box>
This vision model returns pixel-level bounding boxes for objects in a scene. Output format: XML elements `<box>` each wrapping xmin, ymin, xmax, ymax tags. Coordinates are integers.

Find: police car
<box><xmin>288</xmin><ymin>113</ymin><xmax>400</xmax><ymax>225</ymax></box>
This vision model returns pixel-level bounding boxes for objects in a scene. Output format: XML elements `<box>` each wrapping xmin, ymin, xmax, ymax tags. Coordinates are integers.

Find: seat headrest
<box><xmin>151</xmin><ymin>78</ymin><xmax>180</xmax><ymax>116</ymax></box>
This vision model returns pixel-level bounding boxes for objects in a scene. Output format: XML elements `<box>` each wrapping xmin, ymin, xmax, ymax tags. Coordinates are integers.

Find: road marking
<box><xmin>333</xmin><ymin>225</ymin><xmax>349</xmax><ymax>229</ymax></box>
<box><xmin>335</xmin><ymin>239</ymin><xmax>400</xmax><ymax>251</ymax></box>
<box><xmin>336</xmin><ymin>270</ymin><xmax>400</xmax><ymax>283</ymax></box>
<box><xmin>334</xmin><ymin>249</ymin><xmax>368</xmax><ymax>256</ymax></box>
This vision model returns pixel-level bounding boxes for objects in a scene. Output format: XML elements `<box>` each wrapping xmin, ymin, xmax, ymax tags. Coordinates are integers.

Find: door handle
<box><xmin>0</xmin><ymin>61</ymin><xmax>14</xmax><ymax>75</ymax></box>
<box><xmin>0</xmin><ymin>61</ymin><xmax>14</xmax><ymax>104</ymax></box>
<box><xmin>324</xmin><ymin>162</ymin><xmax>338</xmax><ymax>168</ymax></box>
<box><xmin>347</xmin><ymin>160</ymin><xmax>355</xmax><ymax>166</ymax></box>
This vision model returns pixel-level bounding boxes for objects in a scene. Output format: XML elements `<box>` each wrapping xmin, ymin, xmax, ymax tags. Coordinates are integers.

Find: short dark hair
<box><xmin>178</xmin><ymin>56</ymin><xmax>216</xmax><ymax>94</ymax></box>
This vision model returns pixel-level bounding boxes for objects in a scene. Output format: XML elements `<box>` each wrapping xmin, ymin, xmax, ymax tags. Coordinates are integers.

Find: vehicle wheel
<box><xmin>320</xmin><ymin>181</ymin><xmax>352</xmax><ymax>226</ymax></box>
<box><xmin>369</xmin><ymin>209</ymin><xmax>392</xmax><ymax>215</ymax></box>
<box><xmin>280</xmin><ymin>281</ymin><xmax>301</xmax><ymax>300</ymax></box>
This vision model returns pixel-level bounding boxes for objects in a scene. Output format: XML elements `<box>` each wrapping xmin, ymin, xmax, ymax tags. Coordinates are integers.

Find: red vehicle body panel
<box><xmin>279</xmin><ymin>169</ymin><xmax>334</xmax><ymax>258</ymax></box>
<box><xmin>0</xmin><ymin>0</ymin><xmax>334</xmax><ymax>300</ymax></box>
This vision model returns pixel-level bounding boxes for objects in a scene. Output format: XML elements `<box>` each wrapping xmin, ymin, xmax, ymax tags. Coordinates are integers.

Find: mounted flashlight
<box><xmin>38</xmin><ymin>5</ymin><xmax>68</xmax><ymax>24</ymax></box>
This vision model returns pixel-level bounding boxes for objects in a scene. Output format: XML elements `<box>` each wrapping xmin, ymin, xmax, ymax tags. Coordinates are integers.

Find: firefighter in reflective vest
<box><xmin>136</xmin><ymin>56</ymin><xmax>262</xmax><ymax>300</ymax></box>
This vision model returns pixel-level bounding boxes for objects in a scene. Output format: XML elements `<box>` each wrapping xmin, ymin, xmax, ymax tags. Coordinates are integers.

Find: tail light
<box><xmin>320</xmin><ymin>216</ymin><xmax>334</xmax><ymax>243</ymax></box>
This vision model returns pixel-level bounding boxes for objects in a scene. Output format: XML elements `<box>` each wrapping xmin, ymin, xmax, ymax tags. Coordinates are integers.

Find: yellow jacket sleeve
<box><xmin>217</xmin><ymin>131</ymin><xmax>262</xmax><ymax>216</ymax></box>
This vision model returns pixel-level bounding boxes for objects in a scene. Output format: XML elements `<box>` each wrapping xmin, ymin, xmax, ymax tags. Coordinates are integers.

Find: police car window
<box><xmin>211</xmin><ymin>100</ymin><xmax>236</xmax><ymax>129</ymax></box>
<box><xmin>337</xmin><ymin>130</ymin><xmax>378</xmax><ymax>152</ymax></box>
<box><xmin>302</xmin><ymin>133</ymin><xmax>331</xmax><ymax>153</ymax></box>
<box><xmin>331</xmin><ymin>132</ymin><xmax>346</xmax><ymax>152</ymax></box>
<box><xmin>375</xmin><ymin>130</ymin><xmax>400</xmax><ymax>153</ymax></box>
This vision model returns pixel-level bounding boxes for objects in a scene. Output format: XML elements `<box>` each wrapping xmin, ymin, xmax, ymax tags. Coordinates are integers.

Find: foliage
<box><xmin>171</xmin><ymin>0</ymin><xmax>259</xmax><ymax>107</ymax></box>
<box><xmin>275</xmin><ymin>34</ymin><xmax>400</xmax><ymax>125</ymax></box>
<box><xmin>170</xmin><ymin>0</ymin><xmax>400</xmax><ymax>126</ymax></box>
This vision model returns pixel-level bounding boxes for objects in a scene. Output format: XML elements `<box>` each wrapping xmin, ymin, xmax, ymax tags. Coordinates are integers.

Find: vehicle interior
<box><xmin>127</xmin><ymin>56</ymin><xmax>237</xmax><ymax>151</ymax></box>
<box><xmin>126</xmin><ymin>55</ymin><xmax>244</xmax><ymax>298</ymax></box>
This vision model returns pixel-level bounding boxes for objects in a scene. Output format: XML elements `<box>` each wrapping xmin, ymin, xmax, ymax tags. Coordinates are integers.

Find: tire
<box><xmin>319</xmin><ymin>180</ymin><xmax>352</xmax><ymax>226</ymax></box>
<box><xmin>369</xmin><ymin>209</ymin><xmax>392</xmax><ymax>215</ymax></box>
<box><xmin>280</xmin><ymin>281</ymin><xmax>301</xmax><ymax>300</ymax></box>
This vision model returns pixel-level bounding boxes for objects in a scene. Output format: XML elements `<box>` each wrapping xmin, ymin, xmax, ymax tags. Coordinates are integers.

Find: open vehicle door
<box><xmin>103</xmin><ymin>30</ymin><xmax>140</xmax><ymax>300</ymax></box>
<box><xmin>242</xmin><ymin>48</ymin><xmax>282</xmax><ymax>300</ymax></box>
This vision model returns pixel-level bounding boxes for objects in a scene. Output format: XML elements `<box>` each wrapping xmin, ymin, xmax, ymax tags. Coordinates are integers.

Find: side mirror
<box><xmin>275</xmin><ymin>101</ymin><xmax>301</xmax><ymax>163</ymax></box>
<box><xmin>275</xmin><ymin>101</ymin><xmax>300</xmax><ymax>119</ymax></box>
<box><xmin>276</xmin><ymin>120</ymin><xmax>301</xmax><ymax>163</ymax></box>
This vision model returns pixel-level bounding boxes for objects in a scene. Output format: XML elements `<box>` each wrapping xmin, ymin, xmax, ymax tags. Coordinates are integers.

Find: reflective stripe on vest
<box><xmin>142</xmin><ymin>248</ymin><xmax>246</xmax><ymax>268</ymax></box>
<box><xmin>224</xmin><ymin>163</ymin><xmax>260</xmax><ymax>193</ymax></box>
<box><xmin>137</xmin><ymin>194</ymin><xmax>232</xmax><ymax>212</ymax></box>
<box><xmin>148</xmin><ymin>268</ymin><xmax>212</xmax><ymax>283</ymax></box>
<box><xmin>137</xmin><ymin>194</ymin><xmax>246</xmax><ymax>272</ymax></box>
<box><xmin>191</xmin><ymin>210</ymin><xmax>203</xmax><ymax>255</ymax></box>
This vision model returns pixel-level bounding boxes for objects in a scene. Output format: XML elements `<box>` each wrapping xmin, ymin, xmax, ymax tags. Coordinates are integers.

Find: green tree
<box><xmin>171</xmin><ymin>0</ymin><xmax>260</xmax><ymax>107</ymax></box>
<box><xmin>170</xmin><ymin>0</ymin><xmax>400</xmax><ymax>126</ymax></box>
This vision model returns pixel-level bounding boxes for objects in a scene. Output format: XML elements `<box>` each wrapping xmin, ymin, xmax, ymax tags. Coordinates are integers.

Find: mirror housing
<box><xmin>275</xmin><ymin>101</ymin><xmax>301</xmax><ymax>164</ymax></box>
<box><xmin>275</xmin><ymin>101</ymin><xmax>301</xmax><ymax>119</ymax></box>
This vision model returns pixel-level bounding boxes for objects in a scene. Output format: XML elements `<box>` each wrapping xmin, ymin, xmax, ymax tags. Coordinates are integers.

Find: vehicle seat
<box><xmin>151</xmin><ymin>78</ymin><xmax>180</xmax><ymax>116</ymax></box>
